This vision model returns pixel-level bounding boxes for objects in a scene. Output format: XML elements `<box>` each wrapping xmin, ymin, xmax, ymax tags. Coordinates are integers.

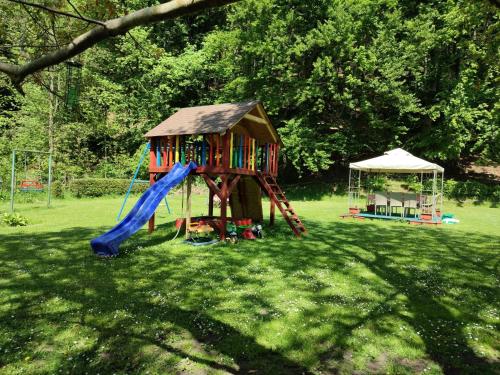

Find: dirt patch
<box><xmin>396</xmin><ymin>357</ymin><xmax>431</xmax><ymax>373</ymax></box>
<box><xmin>465</xmin><ymin>163</ymin><xmax>500</xmax><ymax>182</ymax></box>
<box><xmin>365</xmin><ymin>352</ymin><xmax>388</xmax><ymax>373</ymax></box>
<box><xmin>317</xmin><ymin>348</ymin><xmax>355</xmax><ymax>374</ymax></box>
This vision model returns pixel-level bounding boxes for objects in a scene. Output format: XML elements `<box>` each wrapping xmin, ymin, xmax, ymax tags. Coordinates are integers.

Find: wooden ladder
<box><xmin>256</xmin><ymin>173</ymin><xmax>307</xmax><ymax>237</ymax></box>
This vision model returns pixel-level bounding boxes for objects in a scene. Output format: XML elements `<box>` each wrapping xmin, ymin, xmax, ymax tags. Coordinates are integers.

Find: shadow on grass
<box><xmin>0</xmin><ymin>223</ymin><xmax>310</xmax><ymax>374</ymax></box>
<box><xmin>0</xmin><ymin>218</ymin><xmax>499</xmax><ymax>374</ymax></box>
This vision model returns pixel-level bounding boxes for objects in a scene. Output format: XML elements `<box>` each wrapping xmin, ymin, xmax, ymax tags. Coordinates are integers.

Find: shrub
<box><xmin>2</xmin><ymin>213</ymin><xmax>29</xmax><ymax>226</ymax></box>
<box><xmin>443</xmin><ymin>179</ymin><xmax>500</xmax><ymax>202</ymax></box>
<box><xmin>366</xmin><ymin>175</ymin><xmax>389</xmax><ymax>191</ymax></box>
<box><xmin>68</xmin><ymin>178</ymin><xmax>149</xmax><ymax>198</ymax></box>
<box><xmin>51</xmin><ymin>181</ymin><xmax>65</xmax><ymax>198</ymax></box>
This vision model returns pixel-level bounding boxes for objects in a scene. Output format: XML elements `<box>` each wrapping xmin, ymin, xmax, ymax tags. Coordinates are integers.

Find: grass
<box><xmin>0</xmin><ymin>191</ymin><xmax>499</xmax><ymax>374</ymax></box>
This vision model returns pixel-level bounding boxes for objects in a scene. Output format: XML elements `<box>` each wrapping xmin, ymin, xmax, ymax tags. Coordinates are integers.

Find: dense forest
<box><xmin>0</xmin><ymin>0</ymin><xmax>498</xmax><ymax>185</ymax></box>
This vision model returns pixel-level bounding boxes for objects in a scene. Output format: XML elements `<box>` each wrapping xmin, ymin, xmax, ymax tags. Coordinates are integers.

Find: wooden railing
<box><xmin>149</xmin><ymin>134</ymin><xmax>279</xmax><ymax>176</ymax></box>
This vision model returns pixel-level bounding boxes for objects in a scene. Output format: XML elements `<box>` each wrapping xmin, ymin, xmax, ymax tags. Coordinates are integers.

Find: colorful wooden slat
<box><xmin>252</xmin><ymin>139</ymin><xmax>256</xmax><ymax>170</ymax></box>
<box><xmin>229</xmin><ymin>133</ymin><xmax>234</xmax><ymax>168</ymax></box>
<box><xmin>168</xmin><ymin>137</ymin><xmax>173</xmax><ymax>166</ymax></box>
<box><xmin>202</xmin><ymin>136</ymin><xmax>206</xmax><ymax>166</ymax></box>
<box><xmin>209</xmin><ymin>135</ymin><xmax>213</xmax><ymax>166</ymax></box>
<box><xmin>246</xmin><ymin>136</ymin><xmax>250</xmax><ymax>170</ymax></box>
<box><xmin>156</xmin><ymin>140</ymin><xmax>161</xmax><ymax>167</ymax></box>
<box><xmin>274</xmin><ymin>144</ymin><xmax>277</xmax><ymax>174</ymax></box>
<box><xmin>266</xmin><ymin>143</ymin><xmax>270</xmax><ymax>173</ymax></box>
<box><xmin>175</xmin><ymin>136</ymin><xmax>180</xmax><ymax>163</ymax></box>
<box><xmin>181</xmin><ymin>137</ymin><xmax>186</xmax><ymax>164</ymax></box>
<box><xmin>270</xmin><ymin>144</ymin><xmax>274</xmax><ymax>174</ymax></box>
<box><xmin>215</xmin><ymin>134</ymin><xmax>220</xmax><ymax>167</ymax></box>
<box><xmin>162</xmin><ymin>138</ymin><xmax>167</xmax><ymax>167</ymax></box>
<box><xmin>150</xmin><ymin>139</ymin><xmax>157</xmax><ymax>169</ymax></box>
<box><xmin>247</xmin><ymin>136</ymin><xmax>250</xmax><ymax>170</ymax></box>
<box><xmin>242</xmin><ymin>136</ymin><xmax>246</xmax><ymax>169</ymax></box>
<box><xmin>275</xmin><ymin>144</ymin><xmax>280</xmax><ymax>174</ymax></box>
<box><xmin>239</xmin><ymin>135</ymin><xmax>243</xmax><ymax>168</ymax></box>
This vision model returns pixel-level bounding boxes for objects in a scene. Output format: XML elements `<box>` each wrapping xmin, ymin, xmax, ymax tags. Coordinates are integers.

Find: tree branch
<box><xmin>0</xmin><ymin>0</ymin><xmax>240</xmax><ymax>89</ymax></box>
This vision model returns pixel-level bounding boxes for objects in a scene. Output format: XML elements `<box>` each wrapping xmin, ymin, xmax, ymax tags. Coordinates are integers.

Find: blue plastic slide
<box><xmin>91</xmin><ymin>162</ymin><xmax>197</xmax><ymax>256</ymax></box>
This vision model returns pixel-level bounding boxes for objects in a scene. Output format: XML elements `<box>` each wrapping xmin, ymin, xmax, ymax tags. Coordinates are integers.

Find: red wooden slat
<box><xmin>216</xmin><ymin>135</ymin><xmax>220</xmax><ymax>167</ymax></box>
<box><xmin>275</xmin><ymin>145</ymin><xmax>280</xmax><ymax>174</ymax></box>
<box><xmin>150</xmin><ymin>139</ymin><xmax>157</xmax><ymax>169</ymax></box>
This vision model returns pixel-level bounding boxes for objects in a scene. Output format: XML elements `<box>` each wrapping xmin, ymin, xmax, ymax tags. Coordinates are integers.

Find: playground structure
<box><xmin>91</xmin><ymin>100</ymin><xmax>306</xmax><ymax>256</ymax></box>
<box><xmin>9</xmin><ymin>149</ymin><xmax>53</xmax><ymax>212</ymax></box>
<box><xmin>144</xmin><ymin>100</ymin><xmax>306</xmax><ymax>240</ymax></box>
<box><xmin>346</xmin><ymin>148</ymin><xmax>444</xmax><ymax>224</ymax></box>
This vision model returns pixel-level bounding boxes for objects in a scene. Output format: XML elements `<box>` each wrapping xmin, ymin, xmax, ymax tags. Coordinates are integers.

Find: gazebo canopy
<box><xmin>349</xmin><ymin>148</ymin><xmax>444</xmax><ymax>173</ymax></box>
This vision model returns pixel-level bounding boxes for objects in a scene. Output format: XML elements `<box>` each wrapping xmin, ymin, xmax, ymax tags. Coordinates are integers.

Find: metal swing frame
<box><xmin>9</xmin><ymin>149</ymin><xmax>53</xmax><ymax>212</ymax></box>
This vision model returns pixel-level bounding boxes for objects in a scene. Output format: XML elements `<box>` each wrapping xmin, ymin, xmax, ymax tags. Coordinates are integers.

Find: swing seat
<box><xmin>19</xmin><ymin>180</ymin><xmax>44</xmax><ymax>192</ymax></box>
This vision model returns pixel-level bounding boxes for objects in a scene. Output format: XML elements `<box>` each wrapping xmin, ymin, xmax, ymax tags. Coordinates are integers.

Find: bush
<box><xmin>444</xmin><ymin>179</ymin><xmax>500</xmax><ymax>202</ymax></box>
<box><xmin>366</xmin><ymin>175</ymin><xmax>389</xmax><ymax>191</ymax></box>
<box><xmin>2</xmin><ymin>212</ymin><xmax>29</xmax><ymax>226</ymax></box>
<box><xmin>51</xmin><ymin>181</ymin><xmax>65</xmax><ymax>198</ymax></box>
<box><xmin>68</xmin><ymin>178</ymin><xmax>149</xmax><ymax>198</ymax></box>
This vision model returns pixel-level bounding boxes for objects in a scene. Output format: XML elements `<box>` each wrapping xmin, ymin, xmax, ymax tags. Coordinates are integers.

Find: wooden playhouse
<box><xmin>144</xmin><ymin>100</ymin><xmax>306</xmax><ymax>239</ymax></box>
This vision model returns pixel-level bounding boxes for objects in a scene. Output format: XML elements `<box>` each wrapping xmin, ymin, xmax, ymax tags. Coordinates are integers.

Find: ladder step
<box><xmin>257</xmin><ymin>173</ymin><xmax>307</xmax><ymax>237</ymax></box>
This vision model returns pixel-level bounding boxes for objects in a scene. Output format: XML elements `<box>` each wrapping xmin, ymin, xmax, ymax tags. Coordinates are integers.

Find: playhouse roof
<box><xmin>145</xmin><ymin>100</ymin><xmax>280</xmax><ymax>144</ymax></box>
<box><xmin>349</xmin><ymin>148</ymin><xmax>444</xmax><ymax>173</ymax></box>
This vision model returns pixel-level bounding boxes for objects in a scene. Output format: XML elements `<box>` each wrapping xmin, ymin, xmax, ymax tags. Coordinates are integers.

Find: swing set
<box><xmin>9</xmin><ymin>149</ymin><xmax>53</xmax><ymax>212</ymax></box>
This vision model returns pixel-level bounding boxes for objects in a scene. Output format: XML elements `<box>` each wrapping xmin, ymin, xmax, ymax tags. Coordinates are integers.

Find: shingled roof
<box><xmin>145</xmin><ymin>100</ymin><xmax>265</xmax><ymax>138</ymax></box>
<box><xmin>145</xmin><ymin>100</ymin><xmax>280</xmax><ymax>142</ymax></box>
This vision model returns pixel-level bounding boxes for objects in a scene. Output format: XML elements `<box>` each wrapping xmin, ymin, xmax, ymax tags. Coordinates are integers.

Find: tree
<box><xmin>0</xmin><ymin>0</ymin><xmax>240</xmax><ymax>91</ymax></box>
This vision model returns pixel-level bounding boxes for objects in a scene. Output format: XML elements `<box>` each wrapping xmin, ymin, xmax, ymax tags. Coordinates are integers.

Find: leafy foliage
<box><xmin>68</xmin><ymin>178</ymin><xmax>148</xmax><ymax>198</ymax></box>
<box><xmin>2</xmin><ymin>212</ymin><xmax>28</xmax><ymax>226</ymax></box>
<box><xmin>0</xmin><ymin>0</ymin><xmax>498</xmax><ymax>181</ymax></box>
<box><xmin>444</xmin><ymin>179</ymin><xmax>500</xmax><ymax>203</ymax></box>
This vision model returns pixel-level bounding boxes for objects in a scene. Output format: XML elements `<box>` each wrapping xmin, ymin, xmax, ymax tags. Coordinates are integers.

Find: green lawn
<box><xmin>0</xmin><ymin>192</ymin><xmax>499</xmax><ymax>374</ymax></box>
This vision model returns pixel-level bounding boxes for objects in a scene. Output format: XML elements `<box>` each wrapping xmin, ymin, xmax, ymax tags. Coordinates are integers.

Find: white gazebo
<box><xmin>348</xmin><ymin>148</ymin><xmax>444</xmax><ymax>222</ymax></box>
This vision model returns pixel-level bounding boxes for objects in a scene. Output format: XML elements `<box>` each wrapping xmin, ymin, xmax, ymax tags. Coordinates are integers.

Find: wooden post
<box><xmin>220</xmin><ymin>176</ymin><xmax>228</xmax><ymax>241</ymax></box>
<box><xmin>148</xmin><ymin>173</ymin><xmax>155</xmax><ymax>233</ymax></box>
<box><xmin>270</xmin><ymin>199</ymin><xmax>275</xmax><ymax>226</ymax></box>
<box><xmin>208</xmin><ymin>189</ymin><xmax>214</xmax><ymax>217</ymax></box>
<box><xmin>185</xmin><ymin>175</ymin><xmax>192</xmax><ymax>239</ymax></box>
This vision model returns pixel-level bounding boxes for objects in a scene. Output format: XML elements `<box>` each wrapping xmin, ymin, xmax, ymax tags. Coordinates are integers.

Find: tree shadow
<box><xmin>0</xmin><ymin>224</ymin><xmax>311</xmax><ymax>374</ymax></box>
<box><xmin>0</xmin><ymin>218</ymin><xmax>499</xmax><ymax>374</ymax></box>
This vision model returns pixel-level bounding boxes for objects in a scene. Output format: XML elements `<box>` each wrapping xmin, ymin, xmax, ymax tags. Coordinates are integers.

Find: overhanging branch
<box><xmin>0</xmin><ymin>0</ymin><xmax>241</xmax><ymax>89</ymax></box>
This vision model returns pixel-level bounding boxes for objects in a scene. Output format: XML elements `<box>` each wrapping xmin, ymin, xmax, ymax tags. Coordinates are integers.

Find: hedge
<box><xmin>68</xmin><ymin>178</ymin><xmax>149</xmax><ymax>198</ymax></box>
<box><xmin>443</xmin><ymin>179</ymin><xmax>500</xmax><ymax>202</ymax></box>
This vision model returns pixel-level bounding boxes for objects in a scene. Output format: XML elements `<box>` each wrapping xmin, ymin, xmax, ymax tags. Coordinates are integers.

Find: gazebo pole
<box><xmin>357</xmin><ymin>170</ymin><xmax>361</xmax><ymax>210</ymax></box>
<box><xmin>432</xmin><ymin>170</ymin><xmax>437</xmax><ymax>221</ymax></box>
<box><xmin>440</xmin><ymin>171</ymin><xmax>444</xmax><ymax>214</ymax></box>
<box><xmin>420</xmin><ymin>172</ymin><xmax>424</xmax><ymax>218</ymax></box>
<box><xmin>348</xmin><ymin>168</ymin><xmax>352</xmax><ymax>211</ymax></box>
